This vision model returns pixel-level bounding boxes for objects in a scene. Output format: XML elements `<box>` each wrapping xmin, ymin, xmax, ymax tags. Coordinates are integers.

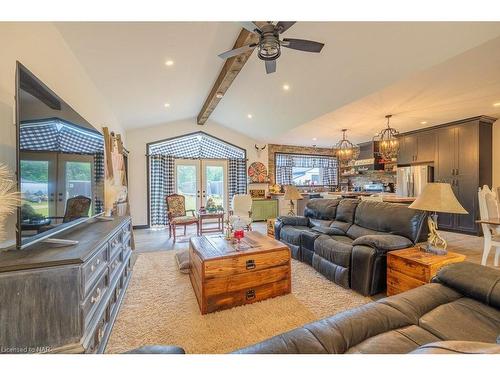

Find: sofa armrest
<box><xmin>433</xmin><ymin>262</ymin><xmax>500</xmax><ymax>309</ymax></box>
<box><xmin>274</xmin><ymin>216</ymin><xmax>310</xmax><ymax>241</ymax></box>
<box><xmin>277</xmin><ymin>216</ymin><xmax>310</xmax><ymax>227</ymax></box>
<box><xmin>352</xmin><ymin>234</ymin><xmax>413</xmax><ymax>254</ymax></box>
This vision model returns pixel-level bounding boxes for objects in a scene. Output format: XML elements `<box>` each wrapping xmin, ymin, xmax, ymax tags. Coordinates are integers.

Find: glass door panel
<box><xmin>20</xmin><ymin>155</ymin><xmax>56</xmax><ymax>223</ymax></box>
<box><xmin>58</xmin><ymin>155</ymin><xmax>94</xmax><ymax>218</ymax></box>
<box><xmin>202</xmin><ymin>160</ymin><xmax>228</xmax><ymax>210</ymax></box>
<box><xmin>175</xmin><ymin>160</ymin><xmax>200</xmax><ymax>211</ymax></box>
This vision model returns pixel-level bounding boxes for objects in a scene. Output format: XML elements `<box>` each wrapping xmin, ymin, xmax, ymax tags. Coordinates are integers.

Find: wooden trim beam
<box><xmin>197</xmin><ymin>27</ymin><xmax>260</xmax><ymax>125</ymax></box>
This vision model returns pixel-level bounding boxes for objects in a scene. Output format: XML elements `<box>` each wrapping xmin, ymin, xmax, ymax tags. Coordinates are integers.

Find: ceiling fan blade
<box><xmin>276</xmin><ymin>21</ymin><xmax>296</xmax><ymax>34</ymax></box>
<box><xmin>282</xmin><ymin>38</ymin><xmax>324</xmax><ymax>53</ymax></box>
<box><xmin>218</xmin><ymin>43</ymin><xmax>257</xmax><ymax>59</ymax></box>
<box><xmin>240</xmin><ymin>22</ymin><xmax>261</xmax><ymax>34</ymax></box>
<box><xmin>265</xmin><ymin>60</ymin><xmax>276</xmax><ymax>74</ymax></box>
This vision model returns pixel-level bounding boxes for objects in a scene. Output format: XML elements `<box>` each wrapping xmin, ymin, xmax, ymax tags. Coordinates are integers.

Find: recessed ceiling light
<box><xmin>165</xmin><ymin>60</ymin><xmax>174</xmax><ymax>66</ymax></box>
<box><xmin>493</xmin><ymin>102</ymin><xmax>500</xmax><ymax>107</ymax></box>
<box><xmin>247</xmin><ymin>114</ymin><xmax>253</xmax><ymax>119</ymax></box>
<box><xmin>420</xmin><ymin>121</ymin><xmax>427</xmax><ymax>125</ymax></box>
<box><xmin>283</xmin><ymin>84</ymin><xmax>290</xmax><ymax>91</ymax></box>
<box><xmin>216</xmin><ymin>92</ymin><xmax>223</xmax><ymax>99</ymax></box>
<box><xmin>312</xmin><ymin>137</ymin><xmax>317</xmax><ymax>141</ymax></box>
<box><xmin>164</xmin><ymin>103</ymin><xmax>170</xmax><ymax>108</ymax></box>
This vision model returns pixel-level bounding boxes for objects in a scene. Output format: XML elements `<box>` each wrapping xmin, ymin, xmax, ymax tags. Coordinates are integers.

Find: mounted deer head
<box><xmin>254</xmin><ymin>144</ymin><xmax>267</xmax><ymax>156</ymax></box>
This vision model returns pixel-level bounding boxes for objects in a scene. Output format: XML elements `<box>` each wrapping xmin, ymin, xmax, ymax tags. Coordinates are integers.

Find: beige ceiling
<box><xmin>55</xmin><ymin>22</ymin><xmax>500</xmax><ymax>144</ymax></box>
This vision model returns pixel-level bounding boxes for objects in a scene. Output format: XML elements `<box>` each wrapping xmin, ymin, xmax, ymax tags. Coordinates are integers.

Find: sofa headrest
<box><xmin>353</xmin><ymin>201</ymin><xmax>427</xmax><ymax>243</ymax></box>
<box><xmin>434</xmin><ymin>262</ymin><xmax>500</xmax><ymax>309</ymax></box>
<box><xmin>335</xmin><ymin>199</ymin><xmax>359</xmax><ymax>223</ymax></box>
<box><xmin>304</xmin><ymin>199</ymin><xmax>340</xmax><ymax>220</ymax></box>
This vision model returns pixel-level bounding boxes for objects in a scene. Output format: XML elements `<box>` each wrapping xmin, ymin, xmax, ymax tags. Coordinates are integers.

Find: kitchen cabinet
<box><xmin>251</xmin><ymin>199</ymin><xmax>278</xmax><ymax>221</ymax></box>
<box><xmin>397</xmin><ymin>131</ymin><xmax>435</xmax><ymax>164</ymax></box>
<box><xmin>397</xmin><ymin>116</ymin><xmax>494</xmax><ymax>235</ymax></box>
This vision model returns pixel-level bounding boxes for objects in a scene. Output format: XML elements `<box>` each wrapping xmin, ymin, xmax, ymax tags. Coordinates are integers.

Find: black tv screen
<box><xmin>16</xmin><ymin>63</ymin><xmax>105</xmax><ymax>249</ymax></box>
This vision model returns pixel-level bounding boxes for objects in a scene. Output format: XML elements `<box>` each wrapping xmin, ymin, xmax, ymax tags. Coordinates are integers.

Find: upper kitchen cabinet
<box><xmin>397</xmin><ymin>131</ymin><xmax>435</xmax><ymax>165</ymax></box>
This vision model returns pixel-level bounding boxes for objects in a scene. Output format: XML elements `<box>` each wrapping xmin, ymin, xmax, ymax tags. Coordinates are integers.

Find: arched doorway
<box><xmin>147</xmin><ymin>131</ymin><xmax>247</xmax><ymax>227</ymax></box>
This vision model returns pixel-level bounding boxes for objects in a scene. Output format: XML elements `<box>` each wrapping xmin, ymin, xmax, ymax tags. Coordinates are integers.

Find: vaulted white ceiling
<box><xmin>55</xmin><ymin>22</ymin><xmax>500</xmax><ymax>145</ymax></box>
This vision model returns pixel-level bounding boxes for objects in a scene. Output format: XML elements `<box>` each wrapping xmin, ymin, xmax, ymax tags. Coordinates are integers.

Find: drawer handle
<box><xmin>246</xmin><ymin>289</ymin><xmax>256</xmax><ymax>300</ymax></box>
<box><xmin>246</xmin><ymin>260</ymin><xmax>256</xmax><ymax>270</ymax></box>
<box><xmin>91</xmin><ymin>288</ymin><xmax>102</xmax><ymax>304</ymax></box>
<box><xmin>98</xmin><ymin>327</ymin><xmax>104</xmax><ymax>341</ymax></box>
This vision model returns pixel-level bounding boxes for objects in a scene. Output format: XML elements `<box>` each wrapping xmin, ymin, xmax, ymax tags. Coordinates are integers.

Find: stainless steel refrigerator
<box><xmin>396</xmin><ymin>165</ymin><xmax>434</xmax><ymax>197</ymax></box>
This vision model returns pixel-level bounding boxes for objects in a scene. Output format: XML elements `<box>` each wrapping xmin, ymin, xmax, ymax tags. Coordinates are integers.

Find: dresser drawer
<box><xmin>85</xmin><ymin>305</ymin><xmax>110</xmax><ymax>354</ymax></box>
<box><xmin>205</xmin><ymin>278</ymin><xmax>290</xmax><ymax>314</ymax></box>
<box><xmin>122</xmin><ymin>221</ymin><xmax>132</xmax><ymax>239</ymax></box>
<box><xmin>82</xmin><ymin>243</ymin><xmax>108</xmax><ymax>296</ymax></box>
<box><xmin>204</xmin><ymin>264</ymin><xmax>290</xmax><ymax>295</ymax></box>
<box><xmin>108</xmin><ymin>248</ymin><xmax>124</xmax><ymax>282</ymax></box>
<box><xmin>204</xmin><ymin>249</ymin><xmax>289</xmax><ymax>279</ymax></box>
<box><xmin>82</xmin><ymin>270</ymin><xmax>109</xmax><ymax>329</ymax></box>
<box><xmin>109</xmin><ymin>231</ymin><xmax>123</xmax><ymax>261</ymax></box>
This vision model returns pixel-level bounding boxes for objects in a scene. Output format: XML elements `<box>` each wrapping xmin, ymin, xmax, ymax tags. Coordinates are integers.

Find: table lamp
<box><xmin>283</xmin><ymin>185</ymin><xmax>303</xmax><ymax>216</ymax></box>
<box><xmin>409</xmin><ymin>182</ymin><xmax>468</xmax><ymax>255</ymax></box>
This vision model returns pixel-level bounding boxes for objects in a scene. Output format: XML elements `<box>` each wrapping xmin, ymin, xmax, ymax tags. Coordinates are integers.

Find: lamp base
<box><xmin>287</xmin><ymin>200</ymin><xmax>296</xmax><ymax>216</ymax></box>
<box><xmin>421</xmin><ymin>213</ymin><xmax>448</xmax><ymax>256</ymax></box>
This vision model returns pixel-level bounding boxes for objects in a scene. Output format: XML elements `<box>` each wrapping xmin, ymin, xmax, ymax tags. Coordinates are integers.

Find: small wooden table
<box><xmin>197</xmin><ymin>210</ymin><xmax>225</xmax><ymax>235</ymax></box>
<box><xmin>476</xmin><ymin>218</ymin><xmax>500</xmax><ymax>226</ymax></box>
<box><xmin>189</xmin><ymin>232</ymin><xmax>291</xmax><ymax>314</ymax></box>
<box><xmin>387</xmin><ymin>247</ymin><xmax>466</xmax><ymax>296</ymax></box>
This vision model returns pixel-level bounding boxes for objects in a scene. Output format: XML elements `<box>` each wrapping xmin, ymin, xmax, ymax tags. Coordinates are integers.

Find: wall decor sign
<box><xmin>248</xmin><ymin>162</ymin><xmax>268</xmax><ymax>183</ymax></box>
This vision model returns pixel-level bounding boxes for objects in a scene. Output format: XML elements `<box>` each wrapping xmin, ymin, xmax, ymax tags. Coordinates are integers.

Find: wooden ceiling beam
<box><xmin>197</xmin><ymin>26</ymin><xmax>262</xmax><ymax>125</ymax></box>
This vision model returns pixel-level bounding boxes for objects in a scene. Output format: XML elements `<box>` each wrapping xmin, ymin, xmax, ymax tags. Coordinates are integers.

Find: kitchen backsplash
<box><xmin>342</xmin><ymin>171</ymin><xmax>396</xmax><ymax>189</ymax></box>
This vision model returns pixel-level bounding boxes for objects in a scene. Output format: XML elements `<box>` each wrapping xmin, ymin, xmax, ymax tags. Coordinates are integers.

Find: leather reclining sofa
<box><xmin>274</xmin><ymin>198</ymin><xmax>428</xmax><ymax>296</ymax></box>
<box><xmin>235</xmin><ymin>262</ymin><xmax>500</xmax><ymax>354</ymax></box>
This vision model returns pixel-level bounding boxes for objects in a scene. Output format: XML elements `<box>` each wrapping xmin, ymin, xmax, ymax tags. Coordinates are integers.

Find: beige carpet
<box><xmin>106</xmin><ymin>251</ymin><xmax>371</xmax><ymax>354</ymax></box>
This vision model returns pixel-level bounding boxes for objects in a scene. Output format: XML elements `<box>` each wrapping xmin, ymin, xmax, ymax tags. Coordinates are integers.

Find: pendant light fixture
<box><xmin>374</xmin><ymin>114</ymin><xmax>399</xmax><ymax>160</ymax></box>
<box><xmin>334</xmin><ymin>129</ymin><xmax>360</xmax><ymax>163</ymax></box>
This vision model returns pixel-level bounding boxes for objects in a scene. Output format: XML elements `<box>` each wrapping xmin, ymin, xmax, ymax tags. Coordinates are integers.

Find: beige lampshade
<box><xmin>283</xmin><ymin>185</ymin><xmax>303</xmax><ymax>200</ymax></box>
<box><xmin>409</xmin><ymin>183</ymin><xmax>468</xmax><ymax>214</ymax></box>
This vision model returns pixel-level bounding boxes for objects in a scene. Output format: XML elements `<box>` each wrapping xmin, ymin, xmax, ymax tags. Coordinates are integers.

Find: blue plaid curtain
<box><xmin>228</xmin><ymin>158</ymin><xmax>247</xmax><ymax>203</ymax></box>
<box><xmin>275</xmin><ymin>153</ymin><xmax>338</xmax><ymax>186</ymax></box>
<box><xmin>94</xmin><ymin>152</ymin><xmax>105</xmax><ymax>214</ymax></box>
<box><xmin>150</xmin><ymin>155</ymin><xmax>175</xmax><ymax>226</ymax></box>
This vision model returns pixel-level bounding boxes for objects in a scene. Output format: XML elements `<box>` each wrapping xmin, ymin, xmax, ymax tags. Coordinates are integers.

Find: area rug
<box><xmin>106</xmin><ymin>251</ymin><xmax>371</xmax><ymax>354</ymax></box>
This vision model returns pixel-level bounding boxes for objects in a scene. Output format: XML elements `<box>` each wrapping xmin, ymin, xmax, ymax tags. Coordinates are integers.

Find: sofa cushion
<box><xmin>409</xmin><ymin>341</ymin><xmax>500</xmax><ymax>354</ymax></box>
<box><xmin>434</xmin><ymin>261</ymin><xmax>500</xmax><ymax>309</ymax></box>
<box><xmin>330</xmin><ymin>220</ymin><xmax>351</xmax><ymax>233</ymax></box>
<box><xmin>277</xmin><ymin>216</ymin><xmax>309</xmax><ymax>227</ymax></box>
<box><xmin>352</xmin><ymin>234</ymin><xmax>413</xmax><ymax>253</ymax></box>
<box><xmin>346</xmin><ymin>325</ymin><xmax>440</xmax><ymax>354</ymax></box>
<box><xmin>335</xmin><ymin>198</ymin><xmax>359</xmax><ymax>223</ymax></box>
<box><xmin>346</xmin><ymin>224</ymin><xmax>386</xmax><ymax>239</ymax></box>
<box><xmin>353</xmin><ymin>200</ymin><xmax>427</xmax><ymax>243</ymax></box>
<box><xmin>311</xmin><ymin>226</ymin><xmax>345</xmax><ymax>236</ymax></box>
<box><xmin>419</xmin><ymin>297</ymin><xmax>500</xmax><ymax>343</ymax></box>
<box><xmin>304</xmin><ymin>198</ymin><xmax>339</xmax><ymax>220</ymax></box>
<box><xmin>314</xmin><ymin>235</ymin><xmax>352</xmax><ymax>267</ymax></box>
<box><xmin>309</xmin><ymin>218</ymin><xmax>333</xmax><ymax>228</ymax></box>
<box><xmin>280</xmin><ymin>225</ymin><xmax>311</xmax><ymax>246</ymax></box>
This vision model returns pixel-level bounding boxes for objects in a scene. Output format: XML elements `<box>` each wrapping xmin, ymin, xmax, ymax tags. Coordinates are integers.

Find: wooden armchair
<box><xmin>166</xmin><ymin>194</ymin><xmax>199</xmax><ymax>243</ymax></box>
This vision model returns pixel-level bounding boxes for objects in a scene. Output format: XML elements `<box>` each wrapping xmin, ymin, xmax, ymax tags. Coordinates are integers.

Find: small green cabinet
<box><xmin>251</xmin><ymin>199</ymin><xmax>279</xmax><ymax>222</ymax></box>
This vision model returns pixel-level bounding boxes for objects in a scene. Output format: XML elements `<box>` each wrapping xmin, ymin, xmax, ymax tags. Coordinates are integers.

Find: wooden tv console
<box><xmin>0</xmin><ymin>216</ymin><xmax>133</xmax><ymax>353</ymax></box>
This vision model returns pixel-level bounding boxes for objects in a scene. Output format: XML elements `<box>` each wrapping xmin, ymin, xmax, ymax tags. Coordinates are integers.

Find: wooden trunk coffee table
<box><xmin>189</xmin><ymin>231</ymin><xmax>291</xmax><ymax>314</ymax></box>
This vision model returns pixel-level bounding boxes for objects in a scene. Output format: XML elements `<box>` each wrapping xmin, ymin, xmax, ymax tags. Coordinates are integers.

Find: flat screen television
<box><xmin>16</xmin><ymin>62</ymin><xmax>105</xmax><ymax>249</ymax></box>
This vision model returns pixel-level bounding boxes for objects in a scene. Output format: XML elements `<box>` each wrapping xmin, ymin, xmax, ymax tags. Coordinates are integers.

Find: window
<box><xmin>275</xmin><ymin>153</ymin><xmax>338</xmax><ymax>187</ymax></box>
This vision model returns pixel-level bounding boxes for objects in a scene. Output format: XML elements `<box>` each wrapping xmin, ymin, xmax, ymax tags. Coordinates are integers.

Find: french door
<box><xmin>174</xmin><ymin>159</ymin><xmax>228</xmax><ymax>211</ymax></box>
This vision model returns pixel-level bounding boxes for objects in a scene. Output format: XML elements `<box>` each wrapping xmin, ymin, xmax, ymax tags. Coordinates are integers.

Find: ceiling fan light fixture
<box><xmin>374</xmin><ymin>114</ymin><xmax>400</xmax><ymax>160</ymax></box>
<box><xmin>334</xmin><ymin>129</ymin><xmax>360</xmax><ymax>163</ymax></box>
<box><xmin>216</xmin><ymin>92</ymin><xmax>223</xmax><ymax>99</ymax></box>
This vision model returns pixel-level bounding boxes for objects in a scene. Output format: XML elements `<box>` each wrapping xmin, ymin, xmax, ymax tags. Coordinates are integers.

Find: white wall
<box><xmin>126</xmin><ymin>118</ymin><xmax>267</xmax><ymax>226</ymax></box>
<box><xmin>0</xmin><ymin>23</ymin><xmax>124</xmax><ymax>248</ymax></box>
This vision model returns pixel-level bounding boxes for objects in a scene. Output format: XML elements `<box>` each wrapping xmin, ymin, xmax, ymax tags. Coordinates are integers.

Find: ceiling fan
<box><xmin>218</xmin><ymin>21</ymin><xmax>325</xmax><ymax>74</ymax></box>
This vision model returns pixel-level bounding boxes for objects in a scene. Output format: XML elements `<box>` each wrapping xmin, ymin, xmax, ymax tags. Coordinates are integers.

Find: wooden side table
<box><xmin>267</xmin><ymin>218</ymin><xmax>276</xmax><ymax>238</ymax></box>
<box><xmin>387</xmin><ymin>247</ymin><xmax>466</xmax><ymax>296</ymax></box>
<box><xmin>198</xmin><ymin>211</ymin><xmax>225</xmax><ymax>235</ymax></box>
